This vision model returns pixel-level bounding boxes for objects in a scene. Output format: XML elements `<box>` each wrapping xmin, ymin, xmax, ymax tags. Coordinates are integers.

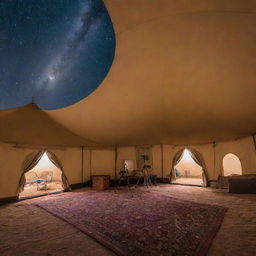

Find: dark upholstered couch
<box><xmin>217</xmin><ymin>174</ymin><xmax>256</xmax><ymax>193</ymax></box>
<box><xmin>217</xmin><ymin>175</ymin><xmax>239</xmax><ymax>189</ymax></box>
<box><xmin>228</xmin><ymin>174</ymin><xmax>256</xmax><ymax>194</ymax></box>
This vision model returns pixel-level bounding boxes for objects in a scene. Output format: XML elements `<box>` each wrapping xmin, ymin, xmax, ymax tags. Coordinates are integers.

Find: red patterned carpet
<box><xmin>36</xmin><ymin>189</ymin><xmax>227</xmax><ymax>256</ymax></box>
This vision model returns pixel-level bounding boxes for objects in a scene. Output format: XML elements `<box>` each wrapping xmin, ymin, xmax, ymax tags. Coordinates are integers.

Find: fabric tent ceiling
<box><xmin>0</xmin><ymin>104</ymin><xmax>98</xmax><ymax>147</ymax></box>
<box><xmin>1</xmin><ymin>0</ymin><xmax>256</xmax><ymax>146</ymax></box>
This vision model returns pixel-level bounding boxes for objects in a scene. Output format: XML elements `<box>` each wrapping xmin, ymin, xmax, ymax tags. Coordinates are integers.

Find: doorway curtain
<box><xmin>46</xmin><ymin>151</ymin><xmax>71</xmax><ymax>191</ymax></box>
<box><xmin>170</xmin><ymin>148</ymin><xmax>208</xmax><ymax>187</ymax></box>
<box><xmin>170</xmin><ymin>150</ymin><xmax>184</xmax><ymax>181</ymax></box>
<box><xmin>17</xmin><ymin>150</ymin><xmax>71</xmax><ymax>195</ymax></box>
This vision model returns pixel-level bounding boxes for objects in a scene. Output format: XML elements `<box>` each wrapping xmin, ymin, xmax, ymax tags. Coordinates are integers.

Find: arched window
<box><xmin>222</xmin><ymin>153</ymin><xmax>242</xmax><ymax>176</ymax></box>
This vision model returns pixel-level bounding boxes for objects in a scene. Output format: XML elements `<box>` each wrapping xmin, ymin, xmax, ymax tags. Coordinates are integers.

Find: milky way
<box><xmin>0</xmin><ymin>0</ymin><xmax>115</xmax><ymax>110</ymax></box>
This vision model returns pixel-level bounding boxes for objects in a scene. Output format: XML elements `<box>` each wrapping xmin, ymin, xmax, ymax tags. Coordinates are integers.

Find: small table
<box><xmin>27</xmin><ymin>179</ymin><xmax>48</xmax><ymax>190</ymax></box>
<box><xmin>91</xmin><ymin>175</ymin><xmax>110</xmax><ymax>191</ymax></box>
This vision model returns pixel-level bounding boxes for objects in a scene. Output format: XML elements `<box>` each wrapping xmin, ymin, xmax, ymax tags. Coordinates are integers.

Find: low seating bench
<box><xmin>228</xmin><ymin>175</ymin><xmax>256</xmax><ymax>194</ymax></box>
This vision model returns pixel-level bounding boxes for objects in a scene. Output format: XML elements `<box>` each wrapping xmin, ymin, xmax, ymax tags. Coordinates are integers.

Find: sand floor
<box><xmin>0</xmin><ymin>184</ymin><xmax>255</xmax><ymax>256</ymax></box>
<box><xmin>19</xmin><ymin>181</ymin><xmax>64</xmax><ymax>198</ymax></box>
<box><xmin>172</xmin><ymin>177</ymin><xmax>203</xmax><ymax>185</ymax></box>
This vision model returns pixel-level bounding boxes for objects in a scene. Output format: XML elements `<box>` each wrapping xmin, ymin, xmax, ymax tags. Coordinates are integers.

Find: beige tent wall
<box><xmin>116</xmin><ymin>146</ymin><xmax>137</xmax><ymax>171</ymax></box>
<box><xmin>1</xmin><ymin>135</ymin><xmax>256</xmax><ymax>199</ymax></box>
<box><xmin>0</xmin><ymin>142</ymin><xmax>84</xmax><ymax>199</ymax></box>
<box><xmin>0</xmin><ymin>142</ymin><xmax>34</xmax><ymax>199</ymax></box>
<box><xmin>152</xmin><ymin>145</ymin><xmax>162</xmax><ymax>178</ymax></box>
<box><xmin>90</xmin><ymin>149</ymin><xmax>116</xmax><ymax>178</ymax></box>
<box><xmin>50</xmin><ymin>147</ymin><xmax>83</xmax><ymax>185</ymax></box>
<box><xmin>162</xmin><ymin>144</ymin><xmax>174</xmax><ymax>179</ymax></box>
<box><xmin>83</xmin><ymin>148</ymin><xmax>92</xmax><ymax>182</ymax></box>
<box><xmin>79</xmin><ymin>147</ymin><xmax>108</xmax><ymax>183</ymax></box>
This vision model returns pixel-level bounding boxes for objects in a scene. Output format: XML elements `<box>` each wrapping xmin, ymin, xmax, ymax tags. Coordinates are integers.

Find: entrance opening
<box><xmin>172</xmin><ymin>148</ymin><xmax>204</xmax><ymax>186</ymax></box>
<box><xmin>223</xmin><ymin>153</ymin><xmax>242</xmax><ymax>176</ymax></box>
<box><xmin>19</xmin><ymin>152</ymin><xmax>64</xmax><ymax>198</ymax></box>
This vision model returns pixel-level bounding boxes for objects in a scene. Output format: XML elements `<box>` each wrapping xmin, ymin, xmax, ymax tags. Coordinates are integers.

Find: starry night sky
<box><xmin>0</xmin><ymin>0</ymin><xmax>115</xmax><ymax>110</ymax></box>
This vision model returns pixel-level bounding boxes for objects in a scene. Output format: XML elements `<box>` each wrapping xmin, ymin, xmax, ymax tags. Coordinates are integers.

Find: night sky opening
<box><xmin>0</xmin><ymin>0</ymin><xmax>115</xmax><ymax>110</ymax></box>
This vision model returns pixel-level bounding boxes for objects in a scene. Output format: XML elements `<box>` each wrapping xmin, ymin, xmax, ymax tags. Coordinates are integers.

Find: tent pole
<box><xmin>213</xmin><ymin>142</ymin><xmax>216</xmax><ymax>179</ymax></box>
<box><xmin>89</xmin><ymin>149</ymin><xmax>92</xmax><ymax>178</ymax></box>
<box><xmin>252</xmin><ymin>135</ymin><xmax>256</xmax><ymax>169</ymax></box>
<box><xmin>161</xmin><ymin>144</ymin><xmax>164</xmax><ymax>179</ymax></box>
<box><xmin>114</xmin><ymin>145</ymin><xmax>118</xmax><ymax>179</ymax></box>
<box><xmin>81</xmin><ymin>146</ymin><xmax>84</xmax><ymax>184</ymax></box>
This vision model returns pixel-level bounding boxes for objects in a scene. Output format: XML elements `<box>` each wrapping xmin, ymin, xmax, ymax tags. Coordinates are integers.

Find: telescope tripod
<box><xmin>136</xmin><ymin>166</ymin><xmax>153</xmax><ymax>188</ymax></box>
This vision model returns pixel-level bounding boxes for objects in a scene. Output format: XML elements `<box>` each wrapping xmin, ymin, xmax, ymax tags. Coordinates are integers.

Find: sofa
<box><xmin>228</xmin><ymin>174</ymin><xmax>256</xmax><ymax>194</ymax></box>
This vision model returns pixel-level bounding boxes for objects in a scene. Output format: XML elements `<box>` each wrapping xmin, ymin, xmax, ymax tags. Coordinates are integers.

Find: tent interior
<box><xmin>19</xmin><ymin>152</ymin><xmax>64</xmax><ymax>198</ymax></box>
<box><xmin>0</xmin><ymin>1</ymin><xmax>256</xmax><ymax>256</ymax></box>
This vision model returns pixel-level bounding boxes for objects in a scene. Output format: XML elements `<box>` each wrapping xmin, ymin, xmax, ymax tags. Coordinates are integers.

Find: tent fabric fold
<box><xmin>46</xmin><ymin>151</ymin><xmax>71</xmax><ymax>191</ymax></box>
<box><xmin>17</xmin><ymin>150</ymin><xmax>45</xmax><ymax>194</ymax></box>
<box><xmin>170</xmin><ymin>150</ymin><xmax>184</xmax><ymax>181</ymax></box>
<box><xmin>188</xmin><ymin>148</ymin><xmax>208</xmax><ymax>187</ymax></box>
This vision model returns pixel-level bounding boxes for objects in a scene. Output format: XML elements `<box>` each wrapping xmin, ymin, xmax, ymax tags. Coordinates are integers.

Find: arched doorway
<box><xmin>170</xmin><ymin>148</ymin><xmax>208</xmax><ymax>187</ymax></box>
<box><xmin>222</xmin><ymin>153</ymin><xmax>242</xmax><ymax>176</ymax></box>
<box><xmin>18</xmin><ymin>150</ymin><xmax>70</xmax><ymax>198</ymax></box>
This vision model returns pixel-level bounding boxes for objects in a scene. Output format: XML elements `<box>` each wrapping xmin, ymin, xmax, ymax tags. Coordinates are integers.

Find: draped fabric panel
<box><xmin>46</xmin><ymin>151</ymin><xmax>71</xmax><ymax>191</ymax></box>
<box><xmin>170</xmin><ymin>149</ymin><xmax>184</xmax><ymax>181</ymax></box>
<box><xmin>188</xmin><ymin>148</ymin><xmax>208</xmax><ymax>187</ymax></box>
<box><xmin>17</xmin><ymin>150</ymin><xmax>45</xmax><ymax>194</ymax></box>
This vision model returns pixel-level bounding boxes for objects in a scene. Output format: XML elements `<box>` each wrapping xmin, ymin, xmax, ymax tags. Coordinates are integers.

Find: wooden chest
<box><xmin>91</xmin><ymin>175</ymin><xmax>110</xmax><ymax>191</ymax></box>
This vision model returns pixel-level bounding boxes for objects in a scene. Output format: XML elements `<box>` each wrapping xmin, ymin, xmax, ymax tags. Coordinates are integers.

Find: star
<box><xmin>49</xmin><ymin>75</ymin><xmax>55</xmax><ymax>81</ymax></box>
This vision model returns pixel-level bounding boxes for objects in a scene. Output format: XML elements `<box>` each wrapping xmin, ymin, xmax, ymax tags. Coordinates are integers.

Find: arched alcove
<box><xmin>222</xmin><ymin>153</ymin><xmax>242</xmax><ymax>176</ymax></box>
<box><xmin>18</xmin><ymin>150</ymin><xmax>70</xmax><ymax>198</ymax></box>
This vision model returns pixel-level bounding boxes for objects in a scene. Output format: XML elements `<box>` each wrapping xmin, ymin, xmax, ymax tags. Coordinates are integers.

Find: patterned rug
<box><xmin>36</xmin><ymin>189</ymin><xmax>227</xmax><ymax>256</ymax></box>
